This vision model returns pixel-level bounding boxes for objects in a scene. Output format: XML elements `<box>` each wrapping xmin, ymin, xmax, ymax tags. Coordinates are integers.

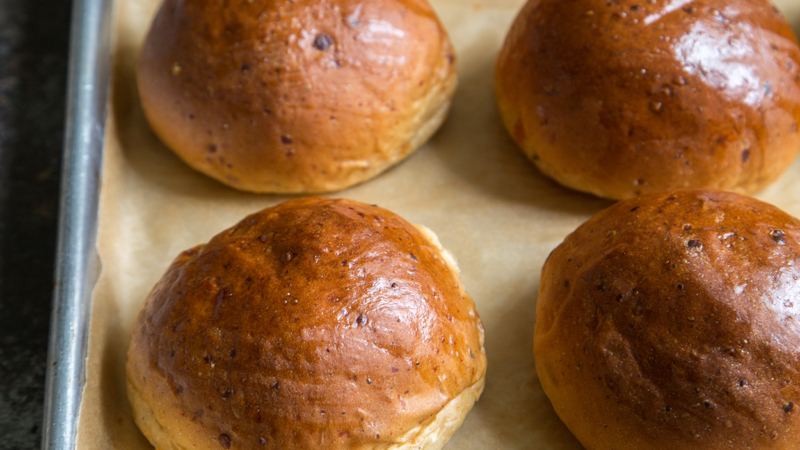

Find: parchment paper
<box><xmin>76</xmin><ymin>0</ymin><xmax>800</xmax><ymax>448</ymax></box>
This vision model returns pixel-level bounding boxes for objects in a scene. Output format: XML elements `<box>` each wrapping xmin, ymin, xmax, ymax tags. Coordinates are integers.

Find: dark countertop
<box><xmin>0</xmin><ymin>0</ymin><xmax>71</xmax><ymax>448</ymax></box>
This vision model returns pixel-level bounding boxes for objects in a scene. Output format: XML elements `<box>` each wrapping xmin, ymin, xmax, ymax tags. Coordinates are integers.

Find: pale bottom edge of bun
<box><xmin>386</xmin><ymin>378</ymin><xmax>485</xmax><ymax>450</ymax></box>
<box><xmin>128</xmin><ymin>374</ymin><xmax>485</xmax><ymax>450</ymax></box>
<box><xmin>190</xmin><ymin>73</ymin><xmax>456</xmax><ymax>195</ymax></box>
<box><xmin>411</xmin><ymin>224</ymin><xmax>460</xmax><ymax>275</ymax></box>
<box><xmin>404</xmin><ymin>83</ymin><xmax>455</xmax><ymax>158</ymax></box>
<box><xmin>307</xmin><ymin>80</ymin><xmax>456</xmax><ymax>195</ymax></box>
<box><xmin>128</xmin><ymin>378</ymin><xmax>187</xmax><ymax>450</ymax></box>
<box><xmin>310</xmin><ymin>70</ymin><xmax>457</xmax><ymax>194</ymax></box>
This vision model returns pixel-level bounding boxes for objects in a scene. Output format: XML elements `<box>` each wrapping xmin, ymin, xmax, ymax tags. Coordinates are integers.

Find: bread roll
<box><xmin>126</xmin><ymin>197</ymin><xmax>486</xmax><ymax>450</ymax></box>
<box><xmin>535</xmin><ymin>189</ymin><xmax>800</xmax><ymax>450</ymax></box>
<box><xmin>137</xmin><ymin>0</ymin><xmax>456</xmax><ymax>193</ymax></box>
<box><xmin>496</xmin><ymin>0</ymin><xmax>800</xmax><ymax>200</ymax></box>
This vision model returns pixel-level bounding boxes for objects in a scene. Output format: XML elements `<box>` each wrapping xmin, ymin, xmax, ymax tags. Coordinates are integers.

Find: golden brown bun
<box><xmin>137</xmin><ymin>0</ymin><xmax>456</xmax><ymax>193</ymax></box>
<box><xmin>496</xmin><ymin>0</ymin><xmax>800</xmax><ymax>200</ymax></box>
<box><xmin>126</xmin><ymin>197</ymin><xmax>486</xmax><ymax>450</ymax></box>
<box><xmin>535</xmin><ymin>189</ymin><xmax>800</xmax><ymax>450</ymax></box>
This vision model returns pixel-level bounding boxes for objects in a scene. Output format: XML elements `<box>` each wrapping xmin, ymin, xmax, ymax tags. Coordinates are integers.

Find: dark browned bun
<box><xmin>137</xmin><ymin>0</ymin><xmax>456</xmax><ymax>193</ymax></box>
<box><xmin>126</xmin><ymin>197</ymin><xmax>486</xmax><ymax>450</ymax></box>
<box><xmin>496</xmin><ymin>0</ymin><xmax>800</xmax><ymax>200</ymax></box>
<box><xmin>535</xmin><ymin>189</ymin><xmax>800</xmax><ymax>450</ymax></box>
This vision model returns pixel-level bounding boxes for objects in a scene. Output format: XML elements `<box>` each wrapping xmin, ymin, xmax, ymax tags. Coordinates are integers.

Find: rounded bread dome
<box><xmin>496</xmin><ymin>0</ymin><xmax>800</xmax><ymax>200</ymax></box>
<box><xmin>126</xmin><ymin>197</ymin><xmax>486</xmax><ymax>450</ymax></box>
<box><xmin>535</xmin><ymin>189</ymin><xmax>800</xmax><ymax>450</ymax></box>
<box><xmin>137</xmin><ymin>0</ymin><xmax>457</xmax><ymax>193</ymax></box>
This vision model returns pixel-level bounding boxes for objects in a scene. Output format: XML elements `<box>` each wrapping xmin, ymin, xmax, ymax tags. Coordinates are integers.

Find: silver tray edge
<box><xmin>41</xmin><ymin>0</ymin><xmax>114</xmax><ymax>448</ymax></box>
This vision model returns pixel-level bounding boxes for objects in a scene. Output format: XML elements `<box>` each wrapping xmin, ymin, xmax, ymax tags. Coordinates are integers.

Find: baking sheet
<box><xmin>76</xmin><ymin>0</ymin><xmax>800</xmax><ymax>448</ymax></box>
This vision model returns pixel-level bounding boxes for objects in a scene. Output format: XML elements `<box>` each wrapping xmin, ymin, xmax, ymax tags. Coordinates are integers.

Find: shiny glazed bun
<box><xmin>535</xmin><ymin>189</ymin><xmax>800</xmax><ymax>450</ymax></box>
<box><xmin>137</xmin><ymin>0</ymin><xmax>456</xmax><ymax>193</ymax></box>
<box><xmin>496</xmin><ymin>0</ymin><xmax>800</xmax><ymax>200</ymax></box>
<box><xmin>126</xmin><ymin>197</ymin><xmax>486</xmax><ymax>450</ymax></box>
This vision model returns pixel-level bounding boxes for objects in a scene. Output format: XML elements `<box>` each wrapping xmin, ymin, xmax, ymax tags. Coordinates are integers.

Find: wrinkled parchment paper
<box><xmin>76</xmin><ymin>0</ymin><xmax>800</xmax><ymax>448</ymax></box>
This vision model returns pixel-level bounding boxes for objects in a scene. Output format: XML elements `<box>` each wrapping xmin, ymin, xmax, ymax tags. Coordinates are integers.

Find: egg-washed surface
<box><xmin>496</xmin><ymin>0</ymin><xmax>800</xmax><ymax>200</ymax></box>
<box><xmin>77</xmin><ymin>0</ymin><xmax>800</xmax><ymax>449</ymax></box>
<box><xmin>137</xmin><ymin>0</ymin><xmax>457</xmax><ymax>193</ymax></box>
<box><xmin>126</xmin><ymin>197</ymin><xmax>485</xmax><ymax>449</ymax></box>
<box><xmin>536</xmin><ymin>190</ymin><xmax>800</xmax><ymax>450</ymax></box>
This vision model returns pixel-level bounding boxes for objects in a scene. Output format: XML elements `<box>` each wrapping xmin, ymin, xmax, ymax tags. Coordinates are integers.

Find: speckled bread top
<box><xmin>137</xmin><ymin>0</ymin><xmax>457</xmax><ymax>193</ymax></box>
<box><xmin>126</xmin><ymin>197</ymin><xmax>486</xmax><ymax>450</ymax></box>
<box><xmin>496</xmin><ymin>0</ymin><xmax>800</xmax><ymax>200</ymax></box>
<box><xmin>535</xmin><ymin>189</ymin><xmax>800</xmax><ymax>450</ymax></box>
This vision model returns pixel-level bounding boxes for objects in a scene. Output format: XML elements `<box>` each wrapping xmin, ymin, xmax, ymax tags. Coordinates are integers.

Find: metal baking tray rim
<box><xmin>42</xmin><ymin>0</ymin><xmax>114</xmax><ymax>448</ymax></box>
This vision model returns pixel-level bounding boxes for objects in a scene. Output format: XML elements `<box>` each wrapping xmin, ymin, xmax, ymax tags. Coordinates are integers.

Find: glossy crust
<box><xmin>126</xmin><ymin>197</ymin><xmax>486</xmax><ymax>450</ymax></box>
<box><xmin>535</xmin><ymin>189</ymin><xmax>800</xmax><ymax>450</ymax></box>
<box><xmin>496</xmin><ymin>0</ymin><xmax>800</xmax><ymax>200</ymax></box>
<box><xmin>137</xmin><ymin>0</ymin><xmax>456</xmax><ymax>193</ymax></box>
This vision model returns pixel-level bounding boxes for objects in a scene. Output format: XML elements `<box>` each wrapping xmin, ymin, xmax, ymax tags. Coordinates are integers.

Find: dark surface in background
<box><xmin>0</xmin><ymin>0</ymin><xmax>72</xmax><ymax>448</ymax></box>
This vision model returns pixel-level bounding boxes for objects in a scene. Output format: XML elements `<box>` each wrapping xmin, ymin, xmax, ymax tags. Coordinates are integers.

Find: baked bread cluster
<box><xmin>137</xmin><ymin>0</ymin><xmax>456</xmax><ymax>193</ymax></box>
<box><xmin>126</xmin><ymin>197</ymin><xmax>486</xmax><ymax>450</ymax></box>
<box><xmin>536</xmin><ymin>189</ymin><xmax>800</xmax><ymax>450</ymax></box>
<box><xmin>126</xmin><ymin>0</ymin><xmax>800</xmax><ymax>448</ymax></box>
<box><xmin>496</xmin><ymin>0</ymin><xmax>800</xmax><ymax>199</ymax></box>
